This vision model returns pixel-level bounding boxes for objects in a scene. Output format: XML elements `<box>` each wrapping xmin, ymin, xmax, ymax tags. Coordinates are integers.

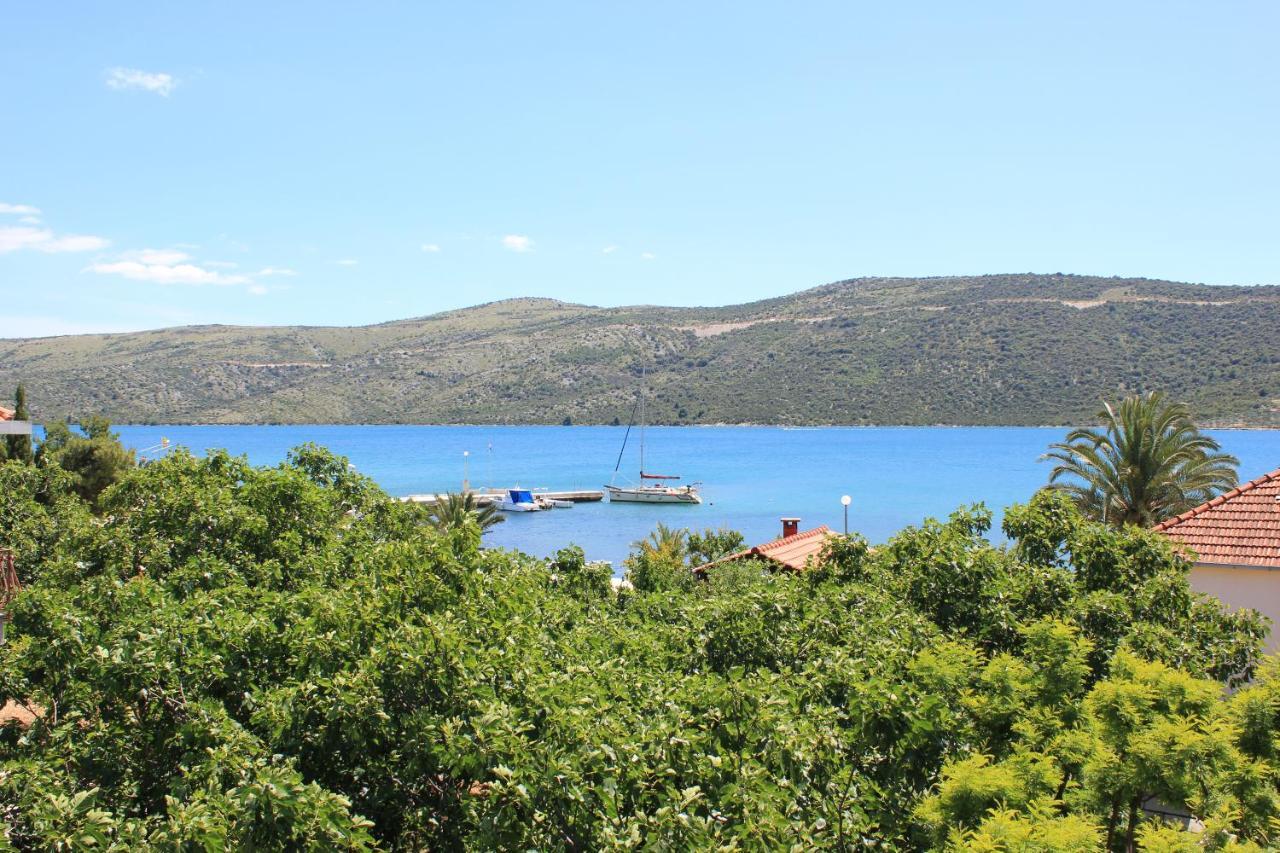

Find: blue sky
<box><xmin>2</xmin><ymin>2</ymin><xmax>1277</xmax><ymax>337</ymax></box>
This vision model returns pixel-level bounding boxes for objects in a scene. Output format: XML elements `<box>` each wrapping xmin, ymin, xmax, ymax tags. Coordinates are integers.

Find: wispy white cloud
<box><xmin>502</xmin><ymin>234</ymin><xmax>533</xmax><ymax>253</ymax></box>
<box><xmin>4</xmin><ymin>202</ymin><xmax>289</xmax><ymax>299</ymax></box>
<box><xmin>105</xmin><ymin>67</ymin><xmax>177</xmax><ymax>96</ymax></box>
<box><xmin>640</xmin><ymin>252</ymin><xmax>656</xmax><ymax>260</ymax></box>
<box><xmin>52</xmin><ymin>234</ymin><xmax>109</xmax><ymax>252</ymax></box>
<box><xmin>602</xmin><ymin>245</ymin><xmax>618</xmax><ymax>254</ymax></box>
<box><xmin>88</xmin><ymin>252</ymin><xmax>251</xmax><ymax>286</ymax></box>
<box><xmin>336</xmin><ymin>258</ymin><xmax>359</xmax><ymax>266</ymax></box>
<box><xmin>0</xmin><ymin>225</ymin><xmax>109</xmax><ymax>254</ymax></box>
<box><xmin>88</xmin><ymin>248</ymin><xmax>297</xmax><ymax>297</ymax></box>
<box><xmin>125</xmin><ymin>248</ymin><xmax>190</xmax><ymax>265</ymax></box>
<box><xmin>0</xmin><ymin>204</ymin><xmax>106</xmax><ymax>253</ymax></box>
<box><xmin>421</xmin><ymin>243</ymin><xmax>441</xmax><ymax>253</ymax></box>
<box><xmin>90</xmin><ymin>258</ymin><xmax>247</xmax><ymax>285</ymax></box>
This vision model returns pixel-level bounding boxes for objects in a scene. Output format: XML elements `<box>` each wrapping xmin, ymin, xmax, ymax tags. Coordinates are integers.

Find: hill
<box><xmin>3</xmin><ymin>273</ymin><xmax>1280</xmax><ymax>426</ymax></box>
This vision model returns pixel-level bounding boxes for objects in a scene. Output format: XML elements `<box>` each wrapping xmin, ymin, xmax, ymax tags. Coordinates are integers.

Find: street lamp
<box><xmin>840</xmin><ymin>494</ymin><xmax>851</xmax><ymax>535</ymax></box>
<box><xmin>463</xmin><ymin>450</ymin><xmax>470</xmax><ymax>493</ymax></box>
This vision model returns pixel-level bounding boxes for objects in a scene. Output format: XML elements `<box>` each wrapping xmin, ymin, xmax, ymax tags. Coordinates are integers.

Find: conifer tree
<box><xmin>5</xmin><ymin>383</ymin><xmax>32</xmax><ymax>463</ymax></box>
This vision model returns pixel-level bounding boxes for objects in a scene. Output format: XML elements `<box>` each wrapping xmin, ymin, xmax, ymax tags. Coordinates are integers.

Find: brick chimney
<box><xmin>781</xmin><ymin>517</ymin><xmax>800</xmax><ymax>538</ymax></box>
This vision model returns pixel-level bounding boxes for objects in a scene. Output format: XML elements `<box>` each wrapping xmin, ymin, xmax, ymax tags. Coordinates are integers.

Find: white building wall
<box><xmin>1190</xmin><ymin>564</ymin><xmax>1280</xmax><ymax>655</ymax></box>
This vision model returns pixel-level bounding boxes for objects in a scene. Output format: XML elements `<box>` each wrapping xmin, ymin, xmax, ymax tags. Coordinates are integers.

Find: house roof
<box><xmin>712</xmin><ymin>525</ymin><xmax>834</xmax><ymax>572</ymax></box>
<box><xmin>0</xmin><ymin>550</ymin><xmax>18</xmax><ymax>610</ymax></box>
<box><xmin>1155</xmin><ymin>467</ymin><xmax>1280</xmax><ymax>568</ymax></box>
<box><xmin>0</xmin><ymin>407</ymin><xmax>12</xmax><ymax>421</ymax></box>
<box><xmin>0</xmin><ymin>700</ymin><xmax>37</xmax><ymax>728</ymax></box>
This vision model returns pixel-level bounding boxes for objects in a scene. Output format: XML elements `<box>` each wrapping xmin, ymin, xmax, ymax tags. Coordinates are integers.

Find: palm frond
<box><xmin>1042</xmin><ymin>391</ymin><xmax>1237</xmax><ymax>526</ymax></box>
<box><xmin>427</xmin><ymin>492</ymin><xmax>505</xmax><ymax>533</ymax></box>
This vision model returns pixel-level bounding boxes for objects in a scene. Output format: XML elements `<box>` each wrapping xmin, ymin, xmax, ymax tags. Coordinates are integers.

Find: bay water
<box><xmin>114</xmin><ymin>425</ymin><xmax>1280</xmax><ymax>571</ymax></box>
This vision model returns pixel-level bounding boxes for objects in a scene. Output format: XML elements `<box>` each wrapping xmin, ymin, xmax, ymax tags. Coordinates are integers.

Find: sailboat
<box><xmin>605</xmin><ymin>371</ymin><xmax>701</xmax><ymax>504</ymax></box>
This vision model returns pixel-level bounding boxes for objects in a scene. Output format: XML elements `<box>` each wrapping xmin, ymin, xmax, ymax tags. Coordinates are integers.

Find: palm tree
<box><xmin>632</xmin><ymin>522</ymin><xmax>688</xmax><ymax>564</ymax></box>
<box><xmin>426</xmin><ymin>492</ymin><xmax>505</xmax><ymax>533</ymax></box>
<box><xmin>1043</xmin><ymin>391</ymin><xmax>1239</xmax><ymax>527</ymax></box>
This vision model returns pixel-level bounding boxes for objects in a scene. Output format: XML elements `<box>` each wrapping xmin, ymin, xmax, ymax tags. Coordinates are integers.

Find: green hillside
<box><xmin>3</xmin><ymin>273</ymin><xmax>1280</xmax><ymax>426</ymax></box>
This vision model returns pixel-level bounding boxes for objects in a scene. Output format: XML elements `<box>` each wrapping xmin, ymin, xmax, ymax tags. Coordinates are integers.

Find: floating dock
<box><xmin>400</xmin><ymin>488</ymin><xmax>604</xmax><ymax>506</ymax></box>
<box><xmin>530</xmin><ymin>489</ymin><xmax>605</xmax><ymax>503</ymax></box>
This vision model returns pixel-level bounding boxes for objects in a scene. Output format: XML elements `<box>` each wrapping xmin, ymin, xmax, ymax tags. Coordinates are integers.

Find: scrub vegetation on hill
<box><xmin>2</xmin><ymin>444</ymin><xmax>1279</xmax><ymax>849</ymax></box>
<box><xmin>4</xmin><ymin>273</ymin><xmax>1280</xmax><ymax>426</ymax></box>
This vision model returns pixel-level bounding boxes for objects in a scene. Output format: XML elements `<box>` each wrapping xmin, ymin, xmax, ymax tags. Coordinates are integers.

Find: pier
<box><xmin>400</xmin><ymin>488</ymin><xmax>604</xmax><ymax>506</ymax></box>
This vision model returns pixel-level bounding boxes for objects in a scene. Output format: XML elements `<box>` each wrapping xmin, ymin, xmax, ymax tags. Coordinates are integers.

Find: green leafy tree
<box><xmin>811</xmin><ymin>532</ymin><xmax>873</xmax><ymax>583</ymax></box>
<box><xmin>624</xmin><ymin>522</ymin><xmax>694</xmax><ymax>592</ymax></box>
<box><xmin>1043</xmin><ymin>391</ymin><xmax>1239</xmax><ymax>526</ymax></box>
<box><xmin>686</xmin><ymin>527</ymin><xmax>745</xmax><ymax>567</ymax></box>
<box><xmin>1005</xmin><ymin>490</ymin><xmax>1265</xmax><ymax>686</ymax></box>
<box><xmin>917</xmin><ymin>627</ymin><xmax>1278</xmax><ymax>851</ymax></box>
<box><xmin>548</xmin><ymin>545</ymin><xmax>612</xmax><ymax>601</ymax></box>
<box><xmin>33</xmin><ymin>418</ymin><xmax>71</xmax><ymax>464</ymax></box>
<box><xmin>876</xmin><ymin>504</ymin><xmax>1012</xmax><ymax>640</ymax></box>
<box><xmin>0</xmin><ymin>461</ymin><xmax>91</xmax><ymax>585</ymax></box>
<box><xmin>915</xmin><ymin>752</ymin><xmax>1063</xmax><ymax>845</ymax></box>
<box><xmin>1</xmin><ymin>442</ymin><xmax>1276</xmax><ymax>850</ymax></box>
<box><xmin>1080</xmin><ymin>651</ymin><xmax>1239</xmax><ymax>851</ymax></box>
<box><xmin>34</xmin><ymin>416</ymin><xmax>134</xmax><ymax>509</ymax></box>
<box><xmin>953</xmin><ymin>803</ymin><xmax>1104</xmax><ymax>851</ymax></box>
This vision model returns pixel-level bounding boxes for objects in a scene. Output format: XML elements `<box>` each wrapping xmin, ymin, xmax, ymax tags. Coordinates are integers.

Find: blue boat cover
<box><xmin>509</xmin><ymin>489</ymin><xmax>534</xmax><ymax>503</ymax></box>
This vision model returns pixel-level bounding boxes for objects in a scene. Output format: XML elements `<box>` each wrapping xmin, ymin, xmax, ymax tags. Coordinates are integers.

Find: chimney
<box><xmin>781</xmin><ymin>517</ymin><xmax>800</xmax><ymax>538</ymax></box>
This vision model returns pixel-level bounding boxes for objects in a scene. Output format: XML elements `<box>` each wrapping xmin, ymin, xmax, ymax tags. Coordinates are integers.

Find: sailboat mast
<box><xmin>611</xmin><ymin>399</ymin><xmax>639</xmax><ymax>479</ymax></box>
<box><xmin>638</xmin><ymin>365</ymin><xmax>645</xmax><ymax>475</ymax></box>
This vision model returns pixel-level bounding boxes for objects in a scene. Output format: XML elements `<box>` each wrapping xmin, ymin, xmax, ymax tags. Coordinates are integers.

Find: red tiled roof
<box><xmin>714</xmin><ymin>525</ymin><xmax>835</xmax><ymax>572</ymax></box>
<box><xmin>0</xmin><ymin>700</ymin><xmax>37</xmax><ymax>728</ymax></box>
<box><xmin>0</xmin><ymin>550</ymin><xmax>18</xmax><ymax>610</ymax></box>
<box><xmin>0</xmin><ymin>407</ymin><xmax>12</xmax><ymax>421</ymax></box>
<box><xmin>1155</xmin><ymin>468</ymin><xmax>1280</xmax><ymax>567</ymax></box>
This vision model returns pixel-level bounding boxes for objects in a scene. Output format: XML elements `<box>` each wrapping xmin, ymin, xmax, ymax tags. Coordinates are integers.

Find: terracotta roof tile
<box><xmin>1155</xmin><ymin>467</ymin><xmax>1280</xmax><ymax>567</ymax></box>
<box><xmin>713</xmin><ymin>525</ymin><xmax>835</xmax><ymax>572</ymax></box>
<box><xmin>0</xmin><ymin>700</ymin><xmax>36</xmax><ymax>727</ymax></box>
<box><xmin>0</xmin><ymin>550</ymin><xmax>17</xmax><ymax>610</ymax></box>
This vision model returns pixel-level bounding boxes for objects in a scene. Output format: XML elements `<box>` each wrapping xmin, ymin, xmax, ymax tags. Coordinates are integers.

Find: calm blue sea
<box><xmin>113</xmin><ymin>425</ymin><xmax>1280</xmax><ymax>571</ymax></box>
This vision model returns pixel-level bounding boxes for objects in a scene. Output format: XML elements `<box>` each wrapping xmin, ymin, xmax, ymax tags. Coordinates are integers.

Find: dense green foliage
<box><xmin>33</xmin><ymin>416</ymin><xmax>135</xmax><ymax>509</ymax></box>
<box><xmin>623</xmin><ymin>523</ymin><xmax>745</xmax><ymax>593</ymax></box>
<box><xmin>0</xmin><ymin>447</ymin><xmax>1276</xmax><ymax>849</ymax></box>
<box><xmin>2</xmin><ymin>385</ymin><xmax>32</xmax><ymax>464</ymax></box>
<box><xmin>1046</xmin><ymin>391</ymin><xmax>1240</xmax><ymax>526</ymax></box>
<box><xmin>5</xmin><ymin>274</ymin><xmax>1280</xmax><ymax>426</ymax></box>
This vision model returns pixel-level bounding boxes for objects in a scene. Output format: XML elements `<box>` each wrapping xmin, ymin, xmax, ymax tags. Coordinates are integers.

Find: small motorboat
<box><xmin>536</xmin><ymin>495</ymin><xmax>574</xmax><ymax>509</ymax></box>
<box><xmin>497</xmin><ymin>488</ymin><xmax>543</xmax><ymax>512</ymax></box>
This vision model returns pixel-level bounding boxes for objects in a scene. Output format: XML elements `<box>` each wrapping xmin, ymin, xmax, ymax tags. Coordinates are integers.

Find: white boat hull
<box><xmin>605</xmin><ymin>485</ymin><xmax>701</xmax><ymax>504</ymax></box>
<box><xmin>498</xmin><ymin>501</ymin><xmax>543</xmax><ymax>512</ymax></box>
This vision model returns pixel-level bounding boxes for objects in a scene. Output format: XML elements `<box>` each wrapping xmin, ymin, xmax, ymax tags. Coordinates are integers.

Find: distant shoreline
<box><xmin>8</xmin><ymin>274</ymin><xmax>1280</xmax><ymax>433</ymax></box>
<box><xmin>104</xmin><ymin>421</ymin><xmax>1280</xmax><ymax>431</ymax></box>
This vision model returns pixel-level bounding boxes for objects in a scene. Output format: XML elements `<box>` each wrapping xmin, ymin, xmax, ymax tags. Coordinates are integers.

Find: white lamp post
<box><xmin>840</xmin><ymin>494</ymin><xmax>851</xmax><ymax>535</ymax></box>
<box><xmin>463</xmin><ymin>450</ymin><xmax>470</xmax><ymax>493</ymax></box>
